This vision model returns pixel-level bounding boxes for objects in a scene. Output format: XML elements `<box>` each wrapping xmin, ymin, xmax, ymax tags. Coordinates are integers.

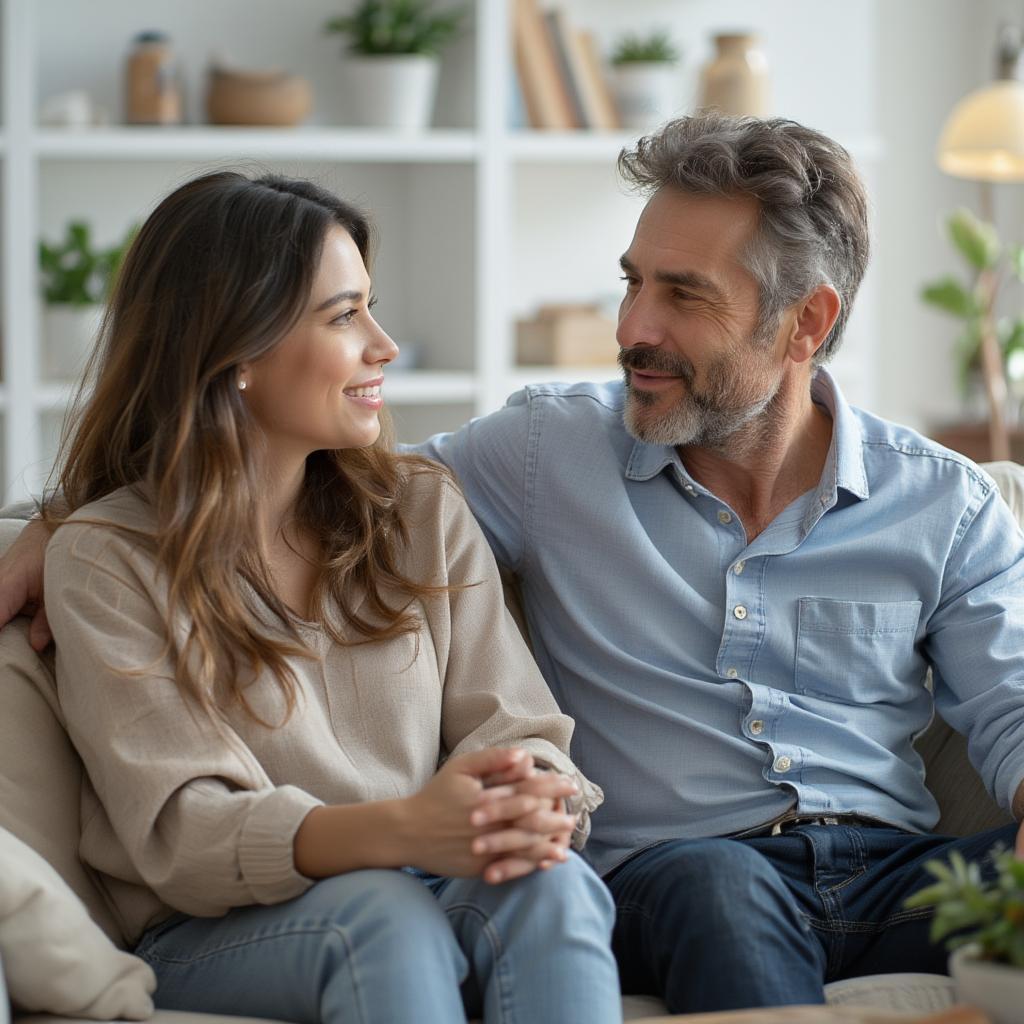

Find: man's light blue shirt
<box><xmin>413</xmin><ymin>370</ymin><xmax>1024</xmax><ymax>876</ymax></box>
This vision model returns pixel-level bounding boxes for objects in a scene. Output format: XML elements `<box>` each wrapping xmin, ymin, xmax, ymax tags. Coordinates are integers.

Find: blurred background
<box><xmin>2</xmin><ymin>0</ymin><xmax>1023</xmax><ymax>501</ymax></box>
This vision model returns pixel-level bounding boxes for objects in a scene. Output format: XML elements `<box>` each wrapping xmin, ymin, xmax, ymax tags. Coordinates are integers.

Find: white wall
<box><xmin>874</xmin><ymin>0</ymin><xmax>1006</xmax><ymax>431</ymax></box>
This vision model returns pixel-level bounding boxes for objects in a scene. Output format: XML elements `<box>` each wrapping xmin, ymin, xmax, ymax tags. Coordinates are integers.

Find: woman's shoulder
<box><xmin>50</xmin><ymin>486</ymin><xmax>157</xmax><ymax>564</ymax></box>
<box><xmin>394</xmin><ymin>457</ymin><xmax>477</xmax><ymax>530</ymax></box>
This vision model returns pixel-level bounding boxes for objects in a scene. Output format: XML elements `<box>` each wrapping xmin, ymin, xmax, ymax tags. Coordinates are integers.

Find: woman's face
<box><xmin>243</xmin><ymin>225</ymin><xmax>399</xmax><ymax>458</ymax></box>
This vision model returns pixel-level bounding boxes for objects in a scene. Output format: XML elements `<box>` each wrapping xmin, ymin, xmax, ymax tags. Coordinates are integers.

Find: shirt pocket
<box><xmin>795</xmin><ymin>598</ymin><xmax>922</xmax><ymax>704</ymax></box>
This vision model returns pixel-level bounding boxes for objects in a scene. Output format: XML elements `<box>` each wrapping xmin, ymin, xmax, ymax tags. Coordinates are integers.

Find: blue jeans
<box><xmin>607</xmin><ymin>822</ymin><xmax>1018</xmax><ymax>1014</ymax></box>
<box><xmin>135</xmin><ymin>852</ymin><xmax>620</xmax><ymax>1024</ymax></box>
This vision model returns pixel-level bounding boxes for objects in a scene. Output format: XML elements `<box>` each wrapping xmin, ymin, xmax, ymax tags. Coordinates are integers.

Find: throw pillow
<box><xmin>0</xmin><ymin>825</ymin><xmax>155</xmax><ymax>1020</ymax></box>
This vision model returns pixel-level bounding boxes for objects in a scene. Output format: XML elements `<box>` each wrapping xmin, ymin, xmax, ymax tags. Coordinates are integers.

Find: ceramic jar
<box><xmin>124</xmin><ymin>31</ymin><xmax>182</xmax><ymax>125</ymax></box>
<box><xmin>698</xmin><ymin>33</ymin><xmax>770</xmax><ymax>117</ymax></box>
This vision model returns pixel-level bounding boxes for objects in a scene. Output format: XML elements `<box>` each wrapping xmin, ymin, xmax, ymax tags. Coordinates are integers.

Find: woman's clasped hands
<box><xmin>406</xmin><ymin>747</ymin><xmax>578</xmax><ymax>884</ymax></box>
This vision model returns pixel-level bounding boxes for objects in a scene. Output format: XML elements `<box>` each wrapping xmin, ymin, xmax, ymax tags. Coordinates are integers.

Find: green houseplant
<box><xmin>324</xmin><ymin>1</ymin><xmax>466</xmax><ymax>130</ymax></box>
<box><xmin>905</xmin><ymin>847</ymin><xmax>1024</xmax><ymax>1023</ymax></box>
<box><xmin>38</xmin><ymin>220</ymin><xmax>134</xmax><ymax>380</ymax></box>
<box><xmin>610</xmin><ymin>30</ymin><xmax>680</xmax><ymax>66</ymax></box>
<box><xmin>920</xmin><ymin>207</ymin><xmax>1024</xmax><ymax>461</ymax></box>
<box><xmin>608</xmin><ymin>28</ymin><xmax>680</xmax><ymax>132</ymax></box>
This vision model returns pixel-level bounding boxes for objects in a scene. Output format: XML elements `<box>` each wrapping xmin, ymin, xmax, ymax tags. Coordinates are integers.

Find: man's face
<box><xmin>617</xmin><ymin>187</ymin><xmax>787</xmax><ymax>449</ymax></box>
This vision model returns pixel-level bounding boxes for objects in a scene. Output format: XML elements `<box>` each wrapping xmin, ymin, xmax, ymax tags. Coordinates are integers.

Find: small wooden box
<box><xmin>515</xmin><ymin>304</ymin><xmax>619</xmax><ymax>366</ymax></box>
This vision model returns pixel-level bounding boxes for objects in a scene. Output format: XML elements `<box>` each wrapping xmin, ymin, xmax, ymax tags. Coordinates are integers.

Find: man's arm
<box><xmin>926</xmin><ymin>475</ymin><xmax>1024</xmax><ymax>839</ymax></box>
<box><xmin>404</xmin><ymin>389</ymin><xmax>535</xmax><ymax>575</ymax></box>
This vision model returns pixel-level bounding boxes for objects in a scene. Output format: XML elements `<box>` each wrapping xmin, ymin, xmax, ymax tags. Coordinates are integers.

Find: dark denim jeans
<box><xmin>606</xmin><ymin>821</ymin><xmax>1018</xmax><ymax>1014</ymax></box>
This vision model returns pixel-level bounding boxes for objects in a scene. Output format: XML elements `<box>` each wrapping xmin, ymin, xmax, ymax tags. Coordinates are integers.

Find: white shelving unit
<box><xmin>0</xmin><ymin>0</ymin><xmax>884</xmax><ymax>503</ymax></box>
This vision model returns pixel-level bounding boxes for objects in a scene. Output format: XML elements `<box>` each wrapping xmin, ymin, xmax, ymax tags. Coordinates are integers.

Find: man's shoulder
<box><xmin>852</xmin><ymin>405</ymin><xmax>996</xmax><ymax>498</ymax></box>
<box><xmin>519</xmin><ymin>378</ymin><xmax>625</xmax><ymax>411</ymax></box>
<box><xmin>509</xmin><ymin>379</ymin><xmax>626</xmax><ymax>432</ymax></box>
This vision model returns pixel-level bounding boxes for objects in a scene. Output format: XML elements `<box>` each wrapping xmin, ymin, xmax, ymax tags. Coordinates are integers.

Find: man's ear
<box><xmin>787</xmin><ymin>285</ymin><xmax>841</xmax><ymax>364</ymax></box>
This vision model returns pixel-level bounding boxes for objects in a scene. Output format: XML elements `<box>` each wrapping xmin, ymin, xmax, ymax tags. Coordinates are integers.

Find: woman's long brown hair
<box><xmin>46</xmin><ymin>171</ymin><xmax>453</xmax><ymax>726</ymax></box>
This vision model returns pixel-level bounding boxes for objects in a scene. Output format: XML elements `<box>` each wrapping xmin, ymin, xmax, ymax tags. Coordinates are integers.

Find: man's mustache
<box><xmin>618</xmin><ymin>346</ymin><xmax>695</xmax><ymax>384</ymax></box>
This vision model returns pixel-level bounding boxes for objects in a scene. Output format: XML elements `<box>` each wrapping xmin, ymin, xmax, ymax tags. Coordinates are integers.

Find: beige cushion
<box><xmin>0</xmin><ymin>826</ymin><xmax>154</xmax><ymax>1019</ymax></box>
<box><xmin>0</xmin><ymin>520</ymin><xmax>125</xmax><ymax>946</ymax></box>
<box><xmin>0</xmin><ymin>631</ymin><xmax>123</xmax><ymax>946</ymax></box>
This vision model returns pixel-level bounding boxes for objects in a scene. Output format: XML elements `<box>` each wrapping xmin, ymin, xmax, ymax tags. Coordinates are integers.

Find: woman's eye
<box><xmin>331</xmin><ymin>309</ymin><xmax>358</xmax><ymax>326</ymax></box>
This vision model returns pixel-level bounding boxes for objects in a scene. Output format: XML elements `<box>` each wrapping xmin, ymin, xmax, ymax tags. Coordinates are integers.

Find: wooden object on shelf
<box><xmin>516</xmin><ymin>303</ymin><xmax>618</xmax><ymax>366</ymax></box>
<box><xmin>929</xmin><ymin>421</ymin><xmax>1024</xmax><ymax>464</ymax></box>
<box><xmin>512</xmin><ymin>0</ymin><xmax>576</xmax><ymax>129</ymax></box>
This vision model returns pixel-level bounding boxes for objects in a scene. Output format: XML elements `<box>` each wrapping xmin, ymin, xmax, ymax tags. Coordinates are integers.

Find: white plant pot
<box><xmin>339</xmin><ymin>55</ymin><xmax>440</xmax><ymax>131</ymax></box>
<box><xmin>950</xmin><ymin>944</ymin><xmax>1024</xmax><ymax>1024</ymax></box>
<box><xmin>42</xmin><ymin>304</ymin><xmax>103</xmax><ymax>381</ymax></box>
<box><xmin>611</xmin><ymin>62</ymin><xmax>680</xmax><ymax>132</ymax></box>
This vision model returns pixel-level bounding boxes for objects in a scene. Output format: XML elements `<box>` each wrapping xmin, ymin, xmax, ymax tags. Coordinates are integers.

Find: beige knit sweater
<box><xmin>44</xmin><ymin>470</ymin><xmax>601</xmax><ymax>946</ymax></box>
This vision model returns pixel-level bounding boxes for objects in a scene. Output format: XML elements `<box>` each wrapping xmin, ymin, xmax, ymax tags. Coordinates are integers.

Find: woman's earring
<box><xmin>238</xmin><ymin>379</ymin><xmax>247</xmax><ymax>391</ymax></box>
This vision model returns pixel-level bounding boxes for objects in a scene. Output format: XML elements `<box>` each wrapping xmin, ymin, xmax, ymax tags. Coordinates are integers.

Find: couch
<box><xmin>2</xmin><ymin>460</ymin><xmax>1022</xmax><ymax>1023</ymax></box>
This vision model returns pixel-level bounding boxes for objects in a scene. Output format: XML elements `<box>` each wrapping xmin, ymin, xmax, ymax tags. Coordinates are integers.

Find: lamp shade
<box><xmin>938</xmin><ymin>80</ymin><xmax>1024</xmax><ymax>181</ymax></box>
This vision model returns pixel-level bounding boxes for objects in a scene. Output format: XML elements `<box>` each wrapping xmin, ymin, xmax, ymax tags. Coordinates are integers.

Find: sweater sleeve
<box><xmin>44</xmin><ymin>520</ymin><xmax>321</xmax><ymax>917</ymax></box>
<box><xmin>427</xmin><ymin>479</ymin><xmax>603</xmax><ymax>848</ymax></box>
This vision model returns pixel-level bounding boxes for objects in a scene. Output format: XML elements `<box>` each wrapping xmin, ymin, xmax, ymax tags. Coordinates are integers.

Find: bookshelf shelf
<box><xmin>34</xmin><ymin>127</ymin><xmax>480</xmax><ymax>162</ymax></box>
<box><xmin>509</xmin><ymin>131</ymin><xmax>638</xmax><ymax>162</ymax></box>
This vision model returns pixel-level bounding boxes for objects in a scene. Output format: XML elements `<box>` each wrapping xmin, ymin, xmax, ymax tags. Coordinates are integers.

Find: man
<box><xmin>4</xmin><ymin>113</ymin><xmax>1024</xmax><ymax>1013</ymax></box>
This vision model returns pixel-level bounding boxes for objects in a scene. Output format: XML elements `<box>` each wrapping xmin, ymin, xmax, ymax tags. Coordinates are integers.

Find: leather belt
<box><xmin>732</xmin><ymin>812</ymin><xmax>879</xmax><ymax>840</ymax></box>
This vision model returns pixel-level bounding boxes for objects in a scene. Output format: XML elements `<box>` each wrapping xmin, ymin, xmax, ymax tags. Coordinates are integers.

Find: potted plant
<box><xmin>324</xmin><ymin>0</ymin><xmax>465</xmax><ymax>131</ymax></box>
<box><xmin>39</xmin><ymin>221</ymin><xmax>133</xmax><ymax>381</ymax></box>
<box><xmin>920</xmin><ymin>207</ymin><xmax>1024</xmax><ymax>461</ymax></box>
<box><xmin>609</xmin><ymin>29</ymin><xmax>681</xmax><ymax>132</ymax></box>
<box><xmin>904</xmin><ymin>846</ymin><xmax>1024</xmax><ymax>1024</ymax></box>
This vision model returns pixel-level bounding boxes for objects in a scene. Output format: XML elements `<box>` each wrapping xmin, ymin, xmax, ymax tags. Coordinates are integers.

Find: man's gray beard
<box><xmin>622</xmin><ymin>367</ymin><xmax>777</xmax><ymax>449</ymax></box>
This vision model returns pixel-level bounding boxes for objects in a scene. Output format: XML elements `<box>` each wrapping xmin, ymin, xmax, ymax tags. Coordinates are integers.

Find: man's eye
<box><xmin>619</xmin><ymin>275</ymin><xmax>639</xmax><ymax>287</ymax></box>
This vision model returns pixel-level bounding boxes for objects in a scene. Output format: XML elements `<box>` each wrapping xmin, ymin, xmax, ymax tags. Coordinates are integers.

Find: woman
<box><xmin>41</xmin><ymin>171</ymin><xmax>620</xmax><ymax>1024</ymax></box>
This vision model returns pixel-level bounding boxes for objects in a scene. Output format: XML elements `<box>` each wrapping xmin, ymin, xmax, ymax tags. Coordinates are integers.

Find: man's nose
<box><xmin>617</xmin><ymin>291</ymin><xmax>666</xmax><ymax>350</ymax></box>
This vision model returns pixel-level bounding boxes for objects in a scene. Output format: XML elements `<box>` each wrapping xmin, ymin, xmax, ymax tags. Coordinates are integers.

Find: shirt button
<box><xmin>733</xmin><ymin>605</ymin><xmax>747</xmax><ymax>620</ymax></box>
<box><xmin>773</xmin><ymin>755</ymin><xmax>792</xmax><ymax>773</ymax></box>
<box><xmin>718</xmin><ymin>510</ymin><xmax>732</xmax><ymax>524</ymax></box>
<box><xmin>733</xmin><ymin>560</ymin><xmax>746</xmax><ymax>575</ymax></box>
<box><xmin>750</xmin><ymin>719</ymin><xmax>764</xmax><ymax>735</ymax></box>
<box><xmin>726</xmin><ymin>667</ymin><xmax>739</xmax><ymax>679</ymax></box>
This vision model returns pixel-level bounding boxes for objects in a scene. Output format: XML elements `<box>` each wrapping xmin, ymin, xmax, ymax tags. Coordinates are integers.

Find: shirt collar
<box><xmin>623</xmin><ymin>367</ymin><xmax>869</xmax><ymax>502</ymax></box>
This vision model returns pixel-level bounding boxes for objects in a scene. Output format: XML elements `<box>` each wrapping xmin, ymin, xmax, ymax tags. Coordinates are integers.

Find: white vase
<box><xmin>950</xmin><ymin>944</ymin><xmax>1024</xmax><ymax>1024</ymax></box>
<box><xmin>339</xmin><ymin>55</ymin><xmax>440</xmax><ymax>131</ymax></box>
<box><xmin>42</xmin><ymin>304</ymin><xmax>103</xmax><ymax>381</ymax></box>
<box><xmin>610</xmin><ymin>62</ymin><xmax>680</xmax><ymax>132</ymax></box>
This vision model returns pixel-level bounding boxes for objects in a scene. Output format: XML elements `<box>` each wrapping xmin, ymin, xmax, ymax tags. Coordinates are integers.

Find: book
<box><xmin>544</xmin><ymin>9</ymin><xmax>586</xmax><ymax>129</ymax></box>
<box><xmin>512</xmin><ymin>0</ymin><xmax>576</xmax><ymax>130</ymax></box>
<box><xmin>573</xmin><ymin>29</ymin><xmax>622</xmax><ymax>131</ymax></box>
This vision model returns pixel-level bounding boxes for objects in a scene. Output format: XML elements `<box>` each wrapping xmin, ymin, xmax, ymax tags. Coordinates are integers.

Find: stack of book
<box><xmin>512</xmin><ymin>0</ymin><xmax>621</xmax><ymax>131</ymax></box>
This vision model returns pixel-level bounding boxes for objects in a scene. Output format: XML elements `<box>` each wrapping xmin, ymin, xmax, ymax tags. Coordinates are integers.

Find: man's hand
<box><xmin>0</xmin><ymin>520</ymin><xmax>52</xmax><ymax>650</ymax></box>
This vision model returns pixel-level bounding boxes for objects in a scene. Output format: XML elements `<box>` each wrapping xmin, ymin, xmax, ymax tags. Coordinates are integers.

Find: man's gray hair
<box><xmin>618</xmin><ymin>113</ymin><xmax>870</xmax><ymax>363</ymax></box>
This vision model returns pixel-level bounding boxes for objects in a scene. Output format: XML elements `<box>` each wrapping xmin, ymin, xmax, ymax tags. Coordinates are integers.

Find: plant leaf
<box><xmin>921</xmin><ymin>277</ymin><xmax>980</xmax><ymax>319</ymax></box>
<box><xmin>947</xmin><ymin>208</ymin><xmax>1000</xmax><ymax>270</ymax></box>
